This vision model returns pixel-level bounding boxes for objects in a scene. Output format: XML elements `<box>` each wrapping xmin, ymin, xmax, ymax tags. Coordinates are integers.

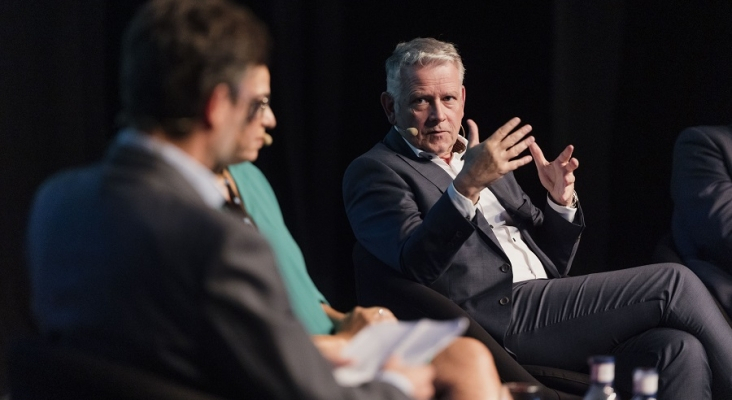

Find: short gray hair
<box><xmin>385</xmin><ymin>38</ymin><xmax>465</xmax><ymax>105</ymax></box>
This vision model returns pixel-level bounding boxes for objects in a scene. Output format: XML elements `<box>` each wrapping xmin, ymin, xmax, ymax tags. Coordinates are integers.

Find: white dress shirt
<box><xmin>400</xmin><ymin>133</ymin><xmax>577</xmax><ymax>282</ymax></box>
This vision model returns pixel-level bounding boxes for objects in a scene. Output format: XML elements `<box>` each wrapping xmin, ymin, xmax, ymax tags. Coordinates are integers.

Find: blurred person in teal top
<box><xmin>227</xmin><ymin>161</ymin><xmax>334</xmax><ymax>335</ymax></box>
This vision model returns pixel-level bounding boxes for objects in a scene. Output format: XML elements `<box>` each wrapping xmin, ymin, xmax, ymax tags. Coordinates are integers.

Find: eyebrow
<box><xmin>408</xmin><ymin>89</ymin><xmax>460</xmax><ymax>99</ymax></box>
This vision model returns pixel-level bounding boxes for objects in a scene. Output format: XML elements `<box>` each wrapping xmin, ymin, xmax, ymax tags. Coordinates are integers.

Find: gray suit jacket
<box><xmin>27</xmin><ymin>138</ymin><xmax>410</xmax><ymax>400</ymax></box>
<box><xmin>671</xmin><ymin>124</ymin><xmax>732</xmax><ymax>316</ymax></box>
<box><xmin>344</xmin><ymin>129</ymin><xmax>585</xmax><ymax>343</ymax></box>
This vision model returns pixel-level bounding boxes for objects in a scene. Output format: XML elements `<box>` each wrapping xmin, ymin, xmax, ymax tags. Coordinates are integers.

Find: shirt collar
<box><xmin>116</xmin><ymin>128</ymin><xmax>225</xmax><ymax>209</ymax></box>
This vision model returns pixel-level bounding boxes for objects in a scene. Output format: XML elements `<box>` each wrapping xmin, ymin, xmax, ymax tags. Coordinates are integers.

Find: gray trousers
<box><xmin>504</xmin><ymin>263</ymin><xmax>732</xmax><ymax>400</ymax></box>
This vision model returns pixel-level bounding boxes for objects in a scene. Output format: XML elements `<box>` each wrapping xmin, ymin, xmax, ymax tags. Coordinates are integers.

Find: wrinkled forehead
<box><xmin>400</xmin><ymin>63</ymin><xmax>463</xmax><ymax>95</ymax></box>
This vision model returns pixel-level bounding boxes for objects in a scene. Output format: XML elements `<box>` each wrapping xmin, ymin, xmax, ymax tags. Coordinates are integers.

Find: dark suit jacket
<box><xmin>671</xmin><ymin>124</ymin><xmax>732</xmax><ymax>316</ymax></box>
<box><xmin>27</xmin><ymin>138</ymin><xmax>409</xmax><ymax>400</ymax></box>
<box><xmin>343</xmin><ymin>129</ymin><xmax>585</xmax><ymax>343</ymax></box>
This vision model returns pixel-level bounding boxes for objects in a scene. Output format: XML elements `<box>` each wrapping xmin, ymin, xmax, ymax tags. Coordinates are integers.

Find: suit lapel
<box><xmin>384</xmin><ymin>130</ymin><xmax>561</xmax><ymax>277</ymax></box>
<box><xmin>383</xmin><ymin>129</ymin><xmax>508</xmax><ymax>258</ymax></box>
<box><xmin>488</xmin><ymin>176</ymin><xmax>561</xmax><ymax>277</ymax></box>
<box><xmin>488</xmin><ymin>177</ymin><xmax>533</xmax><ymax>220</ymax></box>
<box><xmin>383</xmin><ymin>128</ymin><xmax>559</xmax><ymax>277</ymax></box>
<box><xmin>383</xmin><ymin>129</ymin><xmax>454</xmax><ymax>193</ymax></box>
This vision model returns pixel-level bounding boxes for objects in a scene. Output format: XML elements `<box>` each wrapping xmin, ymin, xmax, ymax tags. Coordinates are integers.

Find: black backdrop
<box><xmin>2</xmin><ymin>0</ymin><xmax>732</xmax><ymax>394</ymax></box>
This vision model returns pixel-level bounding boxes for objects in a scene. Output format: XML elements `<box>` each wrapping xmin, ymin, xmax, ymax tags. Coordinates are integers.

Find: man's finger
<box><xmin>506</xmin><ymin>136</ymin><xmax>535</xmax><ymax>159</ymax></box>
<box><xmin>465</xmin><ymin>119</ymin><xmax>480</xmax><ymax>148</ymax></box>
<box><xmin>501</xmin><ymin>124</ymin><xmax>533</xmax><ymax>149</ymax></box>
<box><xmin>491</xmin><ymin>117</ymin><xmax>522</xmax><ymax>141</ymax></box>
<box><xmin>556</xmin><ymin>144</ymin><xmax>575</xmax><ymax>164</ymax></box>
<box><xmin>561</xmin><ymin>157</ymin><xmax>580</xmax><ymax>174</ymax></box>
<box><xmin>507</xmin><ymin>155</ymin><xmax>533</xmax><ymax>171</ymax></box>
<box><xmin>528</xmin><ymin>142</ymin><xmax>548</xmax><ymax>166</ymax></box>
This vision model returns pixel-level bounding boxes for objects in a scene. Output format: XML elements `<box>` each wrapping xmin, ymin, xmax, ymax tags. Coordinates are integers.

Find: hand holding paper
<box><xmin>333</xmin><ymin>317</ymin><xmax>468</xmax><ymax>387</ymax></box>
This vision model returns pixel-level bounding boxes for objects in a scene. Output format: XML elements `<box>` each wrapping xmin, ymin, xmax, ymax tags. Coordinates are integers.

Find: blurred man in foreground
<box><xmin>26</xmin><ymin>1</ymin><xmax>433</xmax><ymax>398</ymax></box>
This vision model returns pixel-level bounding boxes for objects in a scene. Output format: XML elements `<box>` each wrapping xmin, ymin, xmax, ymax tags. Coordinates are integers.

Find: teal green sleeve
<box><xmin>228</xmin><ymin>162</ymin><xmax>335</xmax><ymax>335</ymax></box>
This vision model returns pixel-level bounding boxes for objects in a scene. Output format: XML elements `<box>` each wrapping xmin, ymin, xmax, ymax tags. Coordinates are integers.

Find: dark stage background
<box><xmin>2</xmin><ymin>0</ymin><xmax>731</xmax><ymax>394</ymax></box>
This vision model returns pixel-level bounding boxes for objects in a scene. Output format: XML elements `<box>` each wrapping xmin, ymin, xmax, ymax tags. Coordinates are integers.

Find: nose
<box><xmin>263</xmin><ymin>104</ymin><xmax>277</xmax><ymax>129</ymax></box>
<box><xmin>428</xmin><ymin>101</ymin><xmax>446</xmax><ymax>123</ymax></box>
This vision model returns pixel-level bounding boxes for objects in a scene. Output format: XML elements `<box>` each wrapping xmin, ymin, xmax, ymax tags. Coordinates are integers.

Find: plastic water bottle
<box><xmin>583</xmin><ymin>355</ymin><xmax>618</xmax><ymax>400</ymax></box>
<box><xmin>630</xmin><ymin>368</ymin><xmax>657</xmax><ymax>400</ymax></box>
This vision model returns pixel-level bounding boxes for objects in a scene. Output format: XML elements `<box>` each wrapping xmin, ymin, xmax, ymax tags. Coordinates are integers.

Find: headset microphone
<box><xmin>263</xmin><ymin>133</ymin><xmax>273</xmax><ymax>146</ymax></box>
<box><xmin>395</xmin><ymin>126</ymin><xmax>419</xmax><ymax>137</ymax></box>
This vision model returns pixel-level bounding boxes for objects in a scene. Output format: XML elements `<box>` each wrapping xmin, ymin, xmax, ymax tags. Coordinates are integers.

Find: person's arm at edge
<box><xmin>672</xmin><ymin>126</ymin><xmax>732</xmax><ymax>265</ymax></box>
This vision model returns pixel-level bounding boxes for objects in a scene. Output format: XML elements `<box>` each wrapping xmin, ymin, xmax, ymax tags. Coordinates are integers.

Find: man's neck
<box><xmin>149</xmin><ymin>128</ymin><xmax>215</xmax><ymax>170</ymax></box>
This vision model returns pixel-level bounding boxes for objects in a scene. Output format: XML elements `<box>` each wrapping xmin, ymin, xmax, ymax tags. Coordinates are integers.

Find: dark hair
<box><xmin>119</xmin><ymin>0</ymin><xmax>271</xmax><ymax>138</ymax></box>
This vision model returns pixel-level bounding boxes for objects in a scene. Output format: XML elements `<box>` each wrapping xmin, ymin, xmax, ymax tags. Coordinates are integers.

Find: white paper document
<box><xmin>333</xmin><ymin>317</ymin><xmax>469</xmax><ymax>386</ymax></box>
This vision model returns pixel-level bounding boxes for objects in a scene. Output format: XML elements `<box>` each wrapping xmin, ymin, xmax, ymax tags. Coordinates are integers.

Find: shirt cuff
<box><xmin>546</xmin><ymin>192</ymin><xmax>577</xmax><ymax>223</ymax></box>
<box><xmin>447</xmin><ymin>183</ymin><xmax>477</xmax><ymax>220</ymax></box>
<box><xmin>377</xmin><ymin>370</ymin><xmax>414</xmax><ymax>397</ymax></box>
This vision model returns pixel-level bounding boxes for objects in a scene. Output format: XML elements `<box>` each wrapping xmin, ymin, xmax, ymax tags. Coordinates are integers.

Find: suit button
<box><xmin>499</xmin><ymin>297</ymin><xmax>510</xmax><ymax>305</ymax></box>
<box><xmin>499</xmin><ymin>264</ymin><xmax>510</xmax><ymax>273</ymax></box>
<box><xmin>455</xmin><ymin>231</ymin><xmax>463</xmax><ymax>238</ymax></box>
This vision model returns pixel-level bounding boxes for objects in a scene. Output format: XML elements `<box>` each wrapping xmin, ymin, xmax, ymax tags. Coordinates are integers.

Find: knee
<box><xmin>660</xmin><ymin>330</ymin><xmax>708</xmax><ymax>372</ymax></box>
<box><xmin>440</xmin><ymin>337</ymin><xmax>495</xmax><ymax>369</ymax></box>
<box><xmin>452</xmin><ymin>337</ymin><xmax>493</xmax><ymax>360</ymax></box>
<box><xmin>654</xmin><ymin>262</ymin><xmax>692</xmax><ymax>278</ymax></box>
<box><xmin>653</xmin><ymin>262</ymin><xmax>706</xmax><ymax>290</ymax></box>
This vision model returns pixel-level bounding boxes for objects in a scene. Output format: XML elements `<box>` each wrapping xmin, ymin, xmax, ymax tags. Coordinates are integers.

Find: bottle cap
<box><xmin>588</xmin><ymin>355</ymin><xmax>615</xmax><ymax>384</ymax></box>
<box><xmin>633</xmin><ymin>368</ymin><xmax>658</xmax><ymax>395</ymax></box>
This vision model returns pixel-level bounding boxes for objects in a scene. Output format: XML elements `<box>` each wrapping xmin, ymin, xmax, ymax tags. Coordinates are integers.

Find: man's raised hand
<box><xmin>454</xmin><ymin>117</ymin><xmax>535</xmax><ymax>203</ymax></box>
<box><xmin>528</xmin><ymin>142</ymin><xmax>579</xmax><ymax>206</ymax></box>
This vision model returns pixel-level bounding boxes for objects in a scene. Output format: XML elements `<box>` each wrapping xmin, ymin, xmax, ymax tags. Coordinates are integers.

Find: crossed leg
<box><xmin>504</xmin><ymin>263</ymin><xmax>731</xmax><ymax>399</ymax></box>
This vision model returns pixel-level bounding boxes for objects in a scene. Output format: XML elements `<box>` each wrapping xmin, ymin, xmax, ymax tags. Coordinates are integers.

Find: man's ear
<box><xmin>204</xmin><ymin>83</ymin><xmax>233</xmax><ymax>129</ymax></box>
<box><xmin>380</xmin><ymin>92</ymin><xmax>397</xmax><ymax>125</ymax></box>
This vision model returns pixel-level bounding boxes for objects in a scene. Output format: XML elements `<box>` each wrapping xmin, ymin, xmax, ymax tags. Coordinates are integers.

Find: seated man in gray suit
<box><xmin>25</xmin><ymin>1</ymin><xmax>434</xmax><ymax>399</ymax></box>
<box><xmin>671</xmin><ymin>124</ymin><xmax>732</xmax><ymax>318</ymax></box>
<box><xmin>343</xmin><ymin>37</ymin><xmax>732</xmax><ymax>400</ymax></box>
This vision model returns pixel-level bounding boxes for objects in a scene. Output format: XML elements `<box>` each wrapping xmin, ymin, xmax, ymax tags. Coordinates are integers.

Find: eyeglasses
<box><xmin>247</xmin><ymin>96</ymin><xmax>270</xmax><ymax>122</ymax></box>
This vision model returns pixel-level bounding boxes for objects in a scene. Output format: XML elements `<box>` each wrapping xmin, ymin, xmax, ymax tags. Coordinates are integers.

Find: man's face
<box><xmin>211</xmin><ymin>65</ymin><xmax>276</xmax><ymax>166</ymax></box>
<box><xmin>233</xmin><ymin>65</ymin><xmax>276</xmax><ymax>163</ymax></box>
<box><xmin>383</xmin><ymin>63</ymin><xmax>465</xmax><ymax>158</ymax></box>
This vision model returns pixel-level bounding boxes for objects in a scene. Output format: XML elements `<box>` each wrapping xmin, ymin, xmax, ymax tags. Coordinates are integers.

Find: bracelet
<box><xmin>569</xmin><ymin>192</ymin><xmax>578</xmax><ymax>208</ymax></box>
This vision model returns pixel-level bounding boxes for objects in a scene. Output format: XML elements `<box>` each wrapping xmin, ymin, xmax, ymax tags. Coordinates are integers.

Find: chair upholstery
<box><xmin>8</xmin><ymin>336</ymin><xmax>226</xmax><ymax>400</ymax></box>
<box><xmin>651</xmin><ymin>232</ymin><xmax>683</xmax><ymax>264</ymax></box>
<box><xmin>352</xmin><ymin>243</ymin><xmax>588</xmax><ymax>400</ymax></box>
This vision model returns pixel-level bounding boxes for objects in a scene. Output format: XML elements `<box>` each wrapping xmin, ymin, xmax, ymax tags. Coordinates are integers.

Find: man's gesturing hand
<box><xmin>453</xmin><ymin>117</ymin><xmax>535</xmax><ymax>204</ymax></box>
<box><xmin>528</xmin><ymin>142</ymin><xmax>579</xmax><ymax>206</ymax></box>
